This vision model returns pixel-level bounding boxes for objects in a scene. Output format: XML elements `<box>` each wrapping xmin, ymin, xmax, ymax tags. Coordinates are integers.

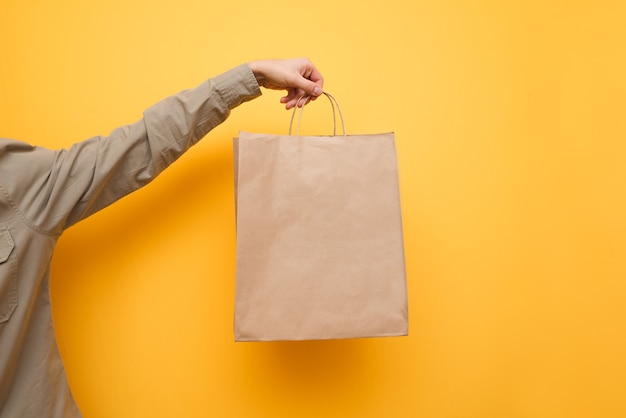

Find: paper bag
<box><xmin>233</xmin><ymin>94</ymin><xmax>407</xmax><ymax>341</ymax></box>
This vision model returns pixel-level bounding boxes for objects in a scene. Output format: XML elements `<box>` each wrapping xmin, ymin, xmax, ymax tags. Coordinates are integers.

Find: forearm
<box><xmin>142</xmin><ymin>63</ymin><xmax>261</xmax><ymax>172</ymax></box>
<box><xmin>63</xmin><ymin>64</ymin><xmax>262</xmax><ymax>227</ymax></box>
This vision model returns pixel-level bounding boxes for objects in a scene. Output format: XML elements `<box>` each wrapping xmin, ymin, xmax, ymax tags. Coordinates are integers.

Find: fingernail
<box><xmin>313</xmin><ymin>86</ymin><xmax>321</xmax><ymax>96</ymax></box>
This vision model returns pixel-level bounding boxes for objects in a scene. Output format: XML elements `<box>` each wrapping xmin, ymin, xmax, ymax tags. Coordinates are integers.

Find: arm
<box><xmin>0</xmin><ymin>58</ymin><xmax>324</xmax><ymax>233</ymax></box>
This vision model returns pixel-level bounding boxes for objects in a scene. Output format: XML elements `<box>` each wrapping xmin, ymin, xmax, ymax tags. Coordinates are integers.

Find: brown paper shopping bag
<box><xmin>234</xmin><ymin>93</ymin><xmax>407</xmax><ymax>341</ymax></box>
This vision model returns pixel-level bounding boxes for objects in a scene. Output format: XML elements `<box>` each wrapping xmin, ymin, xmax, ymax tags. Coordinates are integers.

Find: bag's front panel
<box><xmin>234</xmin><ymin>132</ymin><xmax>407</xmax><ymax>341</ymax></box>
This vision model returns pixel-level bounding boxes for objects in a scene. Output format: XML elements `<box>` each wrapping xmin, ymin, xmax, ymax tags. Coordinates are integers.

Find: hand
<box><xmin>249</xmin><ymin>58</ymin><xmax>324</xmax><ymax>109</ymax></box>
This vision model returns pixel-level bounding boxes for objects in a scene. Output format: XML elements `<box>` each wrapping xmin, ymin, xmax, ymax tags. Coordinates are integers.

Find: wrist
<box><xmin>248</xmin><ymin>61</ymin><xmax>266</xmax><ymax>87</ymax></box>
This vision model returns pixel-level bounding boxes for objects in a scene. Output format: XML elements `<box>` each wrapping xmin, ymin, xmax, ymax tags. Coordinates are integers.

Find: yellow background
<box><xmin>2</xmin><ymin>0</ymin><xmax>626</xmax><ymax>417</ymax></box>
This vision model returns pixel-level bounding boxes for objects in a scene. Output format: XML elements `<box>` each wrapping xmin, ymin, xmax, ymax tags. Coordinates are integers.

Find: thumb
<box><xmin>296</xmin><ymin>78</ymin><xmax>322</xmax><ymax>97</ymax></box>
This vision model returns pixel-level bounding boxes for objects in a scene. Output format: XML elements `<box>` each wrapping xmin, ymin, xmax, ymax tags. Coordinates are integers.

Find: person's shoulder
<box><xmin>0</xmin><ymin>137</ymin><xmax>36</xmax><ymax>151</ymax></box>
<box><xmin>0</xmin><ymin>138</ymin><xmax>53</xmax><ymax>163</ymax></box>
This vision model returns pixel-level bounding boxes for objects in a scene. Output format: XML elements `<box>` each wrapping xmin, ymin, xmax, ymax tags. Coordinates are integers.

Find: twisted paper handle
<box><xmin>288</xmin><ymin>92</ymin><xmax>346</xmax><ymax>136</ymax></box>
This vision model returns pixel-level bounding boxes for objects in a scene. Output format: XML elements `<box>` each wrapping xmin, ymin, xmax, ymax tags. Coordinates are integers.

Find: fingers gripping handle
<box><xmin>288</xmin><ymin>92</ymin><xmax>346</xmax><ymax>136</ymax></box>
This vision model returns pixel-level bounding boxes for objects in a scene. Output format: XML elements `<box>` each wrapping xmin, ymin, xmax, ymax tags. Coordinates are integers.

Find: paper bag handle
<box><xmin>288</xmin><ymin>92</ymin><xmax>346</xmax><ymax>136</ymax></box>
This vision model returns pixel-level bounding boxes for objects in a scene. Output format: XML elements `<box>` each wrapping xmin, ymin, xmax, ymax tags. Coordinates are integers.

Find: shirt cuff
<box><xmin>212</xmin><ymin>63</ymin><xmax>262</xmax><ymax>110</ymax></box>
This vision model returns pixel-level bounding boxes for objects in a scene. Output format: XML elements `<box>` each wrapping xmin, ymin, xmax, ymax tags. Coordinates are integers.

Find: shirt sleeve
<box><xmin>0</xmin><ymin>63</ymin><xmax>261</xmax><ymax>234</ymax></box>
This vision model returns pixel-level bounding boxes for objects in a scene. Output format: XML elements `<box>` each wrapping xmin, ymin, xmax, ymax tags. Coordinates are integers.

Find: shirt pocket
<box><xmin>0</xmin><ymin>226</ymin><xmax>18</xmax><ymax>324</ymax></box>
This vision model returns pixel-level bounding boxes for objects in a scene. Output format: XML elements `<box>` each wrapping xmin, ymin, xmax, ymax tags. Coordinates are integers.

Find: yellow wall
<box><xmin>2</xmin><ymin>0</ymin><xmax>626</xmax><ymax>417</ymax></box>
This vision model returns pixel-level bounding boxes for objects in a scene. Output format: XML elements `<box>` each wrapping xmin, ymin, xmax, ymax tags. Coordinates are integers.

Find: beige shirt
<box><xmin>0</xmin><ymin>64</ymin><xmax>261</xmax><ymax>417</ymax></box>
